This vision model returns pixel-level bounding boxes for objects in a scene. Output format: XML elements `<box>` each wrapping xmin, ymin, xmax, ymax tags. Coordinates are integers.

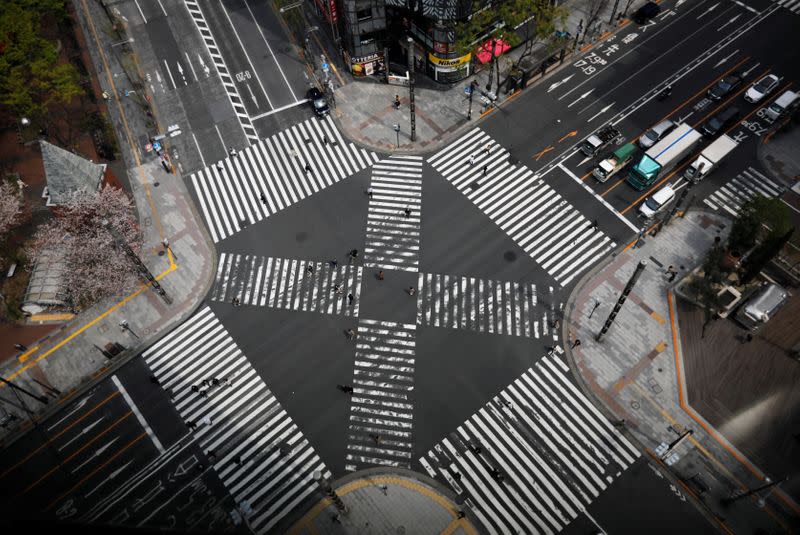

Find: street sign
<box><xmin>152</xmin><ymin>141</ymin><xmax>162</xmax><ymax>152</ymax></box>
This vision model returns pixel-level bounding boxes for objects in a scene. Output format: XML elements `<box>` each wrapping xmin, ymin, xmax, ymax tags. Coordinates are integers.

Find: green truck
<box><xmin>627</xmin><ymin>123</ymin><xmax>703</xmax><ymax>190</ymax></box>
<box><xmin>592</xmin><ymin>143</ymin><xmax>637</xmax><ymax>183</ymax></box>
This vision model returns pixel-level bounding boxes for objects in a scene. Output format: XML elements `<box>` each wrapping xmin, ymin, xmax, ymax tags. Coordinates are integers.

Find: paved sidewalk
<box><xmin>0</xmin><ymin>0</ymin><xmax>214</xmax><ymax>443</ymax></box>
<box><xmin>565</xmin><ymin>210</ymin><xmax>800</xmax><ymax>534</ymax></box>
<box><xmin>333</xmin><ymin>0</ymin><xmax>649</xmax><ymax>153</ymax></box>
<box><xmin>281</xmin><ymin>469</ymin><xmax>478</xmax><ymax>535</ymax></box>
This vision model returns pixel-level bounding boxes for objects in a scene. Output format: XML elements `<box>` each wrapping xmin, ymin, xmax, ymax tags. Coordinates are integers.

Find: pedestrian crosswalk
<box><xmin>703</xmin><ymin>166</ymin><xmax>785</xmax><ymax>217</ymax></box>
<box><xmin>416</xmin><ymin>273</ymin><xmax>561</xmax><ymax>340</ymax></box>
<box><xmin>142</xmin><ymin>306</ymin><xmax>330</xmax><ymax>535</ymax></box>
<box><xmin>419</xmin><ymin>349</ymin><xmax>639</xmax><ymax>535</ymax></box>
<box><xmin>210</xmin><ymin>253</ymin><xmax>363</xmax><ymax>317</ymax></box>
<box><xmin>364</xmin><ymin>156</ymin><xmax>423</xmax><ymax>272</ymax></box>
<box><xmin>345</xmin><ymin>319</ymin><xmax>416</xmax><ymax>472</ymax></box>
<box><xmin>190</xmin><ymin>116</ymin><xmax>380</xmax><ymax>243</ymax></box>
<box><xmin>428</xmin><ymin>129</ymin><xmax>615</xmax><ymax>287</ymax></box>
<box><xmin>775</xmin><ymin>0</ymin><xmax>800</xmax><ymax>15</ymax></box>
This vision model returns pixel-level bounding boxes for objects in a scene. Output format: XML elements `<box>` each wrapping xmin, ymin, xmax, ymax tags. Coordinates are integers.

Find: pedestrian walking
<box><xmin>571</xmin><ymin>339</ymin><xmax>582</xmax><ymax>349</ymax></box>
<box><xmin>149</xmin><ymin>375</ymin><xmax>160</xmax><ymax>386</ymax></box>
<box><xmin>407</xmin><ymin>286</ymin><xmax>416</xmax><ymax>296</ymax></box>
<box><xmin>550</xmin><ymin>319</ymin><xmax>560</xmax><ymax>329</ymax></box>
<box><xmin>304</xmin><ymin>163</ymin><xmax>312</xmax><ymax>175</ymax></box>
<box><xmin>334</xmin><ymin>283</ymin><xmax>342</xmax><ymax>294</ymax></box>
<box><xmin>187</xmin><ymin>420</ymin><xmax>197</xmax><ymax>430</ymax></box>
<box><xmin>216</xmin><ymin>162</ymin><xmax>224</xmax><ymax>172</ymax></box>
<box><xmin>322</xmin><ymin>134</ymin><xmax>329</xmax><ymax>145</ymax></box>
<box><xmin>231</xmin><ymin>296</ymin><xmax>241</xmax><ymax>306</ymax></box>
<box><xmin>260</xmin><ymin>192</ymin><xmax>267</xmax><ymax>205</ymax></box>
<box><xmin>743</xmin><ymin>333</ymin><xmax>754</xmax><ymax>343</ymax></box>
<box><xmin>329</xmin><ymin>259</ymin><xmax>339</xmax><ymax>268</ymax></box>
<box><xmin>484</xmin><ymin>143</ymin><xmax>492</xmax><ymax>155</ymax></box>
<box><xmin>370</xmin><ymin>433</ymin><xmax>382</xmax><ymax>444</ymax></box>
<box><xmin>337</xmin><ymin>384</ymin><xmax>354</xmax><ymax>393</ymax></box>
<box><xmin>228</xmin><ymin>147</ymin><xmax>237</xmax><ymax>157</ymax></box>
<box><xmin>332</xmin><ymin>514</ymin><xmax>342</xmax><ymax>524</ymax></box>
<box><xmin>279</xmin><ymin>442</ymin><xmax>292</xmax><ymax>456</ymax></box>
<box><xmin>197</xmin><ymin>463</ymin><xmax>205</xmax><ymax>472</ymax></box>
<box><xmin>191</xmin><ymin>385</ymin><xmax>199</xmax><ymax>393</ymax></box>
<box><xmin>666</xmin><ymin>265</ymin><xmax>678</xmax><ymax>282</ymax></box>
<box><xmin>404</xmin><ymin>207</ymin><xmax>412</xmax><ymax>218</ymax></box>
<box><xmin>202</xmin><ymin>416</ymin><xmax>212</xmax><ymax>426</ymax></box>
<box><xmin>469</xmin><ymin>154</ymin><xmax>475</xmax><ymax>166</ymax></box>
<box><xmin>202</xmin><ymin>379</ymin><xmax>210</xmax><ymax>387</ymax></box>
<box><xmin>482</xmin><ymin>165</ymin><xmax>488</xmax><ymax>176</ymax></box>
<box><xmin>14</xmin><ymin>343</ymin><xmax>28</xmax><ymax>352</ymax></box>
<box><xmin>199</xmin><ymin>389</ymin><xmax>208</xmax><ymax>398</ymax></box>
<box><xmin>207</xmin><ymin>450</ymin><xmax>217</xmax><ymax>461</ymax></box>
<box><xmin>234</xmin><ymin>456</ymin><xmax>242</xmax><ymax>466</ymax></box>
<box><xmin>290</xmin><ymin>148</ymin><xmax>298</xmax><ymax>159</ymax></box>
<box><xmin>212</xmin><ymin>378</ymin><xmax>220</xmax><ymax>387</ymax></box>
<box><xmin>307</xmin><ymin>264</ymin><xmax>315</xmax><ymax>274</ymax></box>
<box><xmin>346</xmin><ymin>328</ymin><xmax>357</xmax><ymax>340</ymax></box>
<box><xmin>457</xmin><ymin>511</ymin><xmax>466</xmax><ymax>519</ymax></box>
<box><xmin>394</xmin><ymin>94</ymin><xmax>401</xmax><ymax>109</ymax></box>
<box><xmin>591</xmin><ymin>219</ymin><xmax>598</xmax><ymax>231</ymax></box>
<box><xmin>348</xmin><ymin>293</ymin><xmax>354</xmax><ymax>305</ymax></box>
<box><xmin>349</xmin><ymin>249</ymin><xmax>359</xmax><ymax>262</ymax></box>
<box><xmin>378</xmin><ymin>484</ymin><xmax>388</xmax><ymax>496</ymax></box>
<box><xmin>366</xmin><ymin>187</ymin><xmax>373</xmax><ymax>198</ymax></box>
<box><xmin>378</xmin><ymin>270</ymin><xmax>385</xmax><ymax>281</ymax></box>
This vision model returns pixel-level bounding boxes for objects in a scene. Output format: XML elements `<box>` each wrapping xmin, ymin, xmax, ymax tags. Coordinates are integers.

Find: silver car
<box><xmin>639</xmin><ymin>119</ymin><xmax>676</xmax><ymax>149</ymax></box>
<box><xmin>744</xmin><ymin>74</ymin><xmax>780</xmax><ymax>104</ymax></box>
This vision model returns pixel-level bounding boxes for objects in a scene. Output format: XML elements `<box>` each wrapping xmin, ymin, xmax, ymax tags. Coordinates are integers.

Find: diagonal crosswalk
<box><xmin>703</xmin><ymin>166</ymin><xmax>785</xmax><ymax>217</ymax></box>
<box><xmin>416</xmin><ymin>273</ymin><xmax>561</xmax><ymax>339</ymax></box>
<box><xmin>345</xmin><ymin>319</ymin><xmax>417</xmax><ymax>472</ymax></box>
<box><xmin>142</xmin><ymin>306</ymin><xmax>330</xmax><ymax>535</ymax></box>
<box><xmin>210</xmin><ymin>253</ymin><xmax>363</xmax><ymax>316</ymax></box>
<box><xmin>364</xmin><ymin>156</ymin><xmax>423</xmax><ymax>272</ymax></box>
<box><xmin>190</xmin><ymin>116</ymin><xmax>380</xmax><ymax>243</ymax></box>
<box><xmin>420</xmin><ymin>349</ymin><xmax>639</xmax><ymax>535</ymax></box>
<box><xmin>428</xmin><ymin>128</ymin><xmax>616</xmax><ymax>287</ymax></box>
<box><xmin>776</xmin><ymin>0</ymin><xmax>800</xmax><ymax>14</ymax></box>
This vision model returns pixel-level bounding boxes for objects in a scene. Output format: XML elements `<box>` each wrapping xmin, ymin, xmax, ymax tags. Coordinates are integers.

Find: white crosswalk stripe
<box><xmin>184</xmin><ymin>0</ymin><xmax>258</xmax><ymax>143</ymax></box>
<box><xmin>428</xmin><ymin>129</ymin><xmax>615</xmax><ymax>287</ymax></box>
<box><xmin>364</xmin><ymin>156</ymin><xmax>423</xmax><ymax>272</ymax></box>
<box><xmin>416</xmin><ymin>273</ymin><xmax>561</xmax><ymax>339</ymax></box>
<box><xmin>345</xmin><ymin>319</ymin><xmax>416</xmax><ymax>472</ymax></box>
<box><xmin>211</xmin><ymin>253</ymin><xmax>363</xmax><ymax>316</ymax></box>
<box><xmin>777</xmin><ymin>0</ymin><xmax>800</xmax><ymax>14</ymax></box>
<box><xmin>420</xmin><ymin>348</ymin><xmax>639</xmax><ymax>535</ymax></box>
<box><xmin>190</xmin><ymin>116</ymin><xmax>380</xmax><ymax>243</ymax></box>
<box><xmin>703</xmin><ymin>166</ymin><xmax>785</xmax><ymax>217</ymax></box>
<box><xmin>142</xmin><ymin>306</ymin><xmax>329</xmax><ymax>535</ymax></box>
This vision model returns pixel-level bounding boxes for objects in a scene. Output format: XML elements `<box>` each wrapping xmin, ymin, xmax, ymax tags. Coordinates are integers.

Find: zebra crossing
<box><xmin>364</xmin><ymin>156</ymin><xmax>423</xmax><ymax>272</ymax></box>
<box><xmin>416</xmin><ymin>273</ymin><xmax>561</xmax><ymax>340</ymax></box>
<box><xmin>190</xmin><ymin>116</ymin><xmax>380</xmax><ymax>243</ymax></box>
<box><xmin>184</xmin><ymin>0</ymin><xmax>258</xmax><ymax>143</ymax></box>
<box><xmin>211</xmin><ymin>253</ymin><xmax>363</xmax><ymax>316</ymax></box>
<box><xmin>428</xmin><ymin>129</ymin><xmax>615</xmax><ymax>287</ymax></box>
<box><xmin>420</xmin><ymin>349</ymin><xmax>639</xmax><ymax>535</ymax></box>
<box><xmin>345</xmin><ymin>319</ymin><xmax>417</xmax><ymax>472</ymax></box>
<box><xmin>142</xmin><ymin>306</ymin><xmax>329</xmax><ymax>535</ymax></box>
<box><xmin>703</xmin><ymin>166</ymin><xmax>786</xmax><ymax>217</ymax></box>
<box><xmin>776</xmin><ymin>0</ymin><xmax>800</xmax><ymax>14</ymax></box>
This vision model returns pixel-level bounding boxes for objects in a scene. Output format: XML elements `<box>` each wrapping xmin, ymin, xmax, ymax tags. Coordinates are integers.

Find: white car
<box><xmin>744</xmin><ymin>74</ymin><xmax>780</xmax><ymax>104</ymax></box>
<box><xmin>639</xmin><ymin>185</ymin><xmax>675</xmax><ymax>218</ymax></box>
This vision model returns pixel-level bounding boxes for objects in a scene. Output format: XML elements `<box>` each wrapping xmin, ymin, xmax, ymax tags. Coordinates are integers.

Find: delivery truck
<box><xmin>580</xmin><ymin>125</ymin><xmax>622</xmax><ymax>157</ymax></box>
<box><xmin>684</xmin><ymin>135</ymin><xmax>737</xmax><ymax>182</ymax></box>
<box><xmin>626</xmin><ymin>123</ymin><xmax>702</xmax><ymax>190</ymax></box>
<box><xmin>592</xmin><ymin>143</ymin><xmax>637</xmax><ymax>182</ymax></box>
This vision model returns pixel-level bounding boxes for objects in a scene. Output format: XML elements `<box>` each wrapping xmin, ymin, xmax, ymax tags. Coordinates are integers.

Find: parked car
<box><xmin>639</xmin><ymin>119</ymin><xmax>676</xmax><ymax>149</ymax></box>
<box><xmin>744</xmin><ymin>73</ymin><xmax>780</xmax><ymax>103</ymax></box>
<box><xmin>306</xmin><ymin>87</ymin><xmax>330</xmax><ymax>117</ymax></box>
<box><xmin>633</xmin><ymin>1</ymin><xmax>661</xmax><ymax>24</ymax></box>
<box><xmin>734</xmin><ymin>283</ymin><xmax>789</xmax><ymax>331</ymax></box>
<box><xmin>707</xmin><ymin>73</ymin><xmax>743</xmax><ymax>101</ymax></box>
<box><xmin>701</xmin><ymin>106</ymin><xmax>740</xmax><ymax>137</ymax></box>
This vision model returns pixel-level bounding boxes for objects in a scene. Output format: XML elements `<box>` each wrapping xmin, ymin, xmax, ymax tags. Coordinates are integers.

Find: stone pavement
<box><xmin>760</xmin><ymin>114</ymin><xmax>800</xmax><ymax>189</ymax></box>
<box><xmin>0</xmin><ymin>0</ymin><xmax>214</xmax><ymax>443</ymax></box>
<box><xmin>564</xmin><ymin>209</ymin><xmax>800</xmax><ymax>534</ymax></box>
<box><xmin>332</xmin><ymin>0</ymin><xmax>651</xmax><ymax>153</ymax></box>
<box><xmin>281</xmin><ymin>469</ymin><xmax>479</xmax><ymax>535</ymax></box>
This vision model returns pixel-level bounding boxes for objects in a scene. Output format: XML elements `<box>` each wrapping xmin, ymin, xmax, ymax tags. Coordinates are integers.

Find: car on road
<box><xmin>639</xmin><ymin>119</ymin><xmax>676</xmax><ymax>149</ymax></box>
<box><xmin>638</xmin><ymin>185</ymin><xmax>675</xmax><ymax>218</ymax></box>
<box><xmin>701</xmin><ymin>106</ymin><xmax>740</xmax><ymax>137</ymax></box>
<box><xmin>633</xmin><ymin>1</ymin><xmax>661</xmax><ymax>24</ymax></box>
<box><xmin>744</xmin><ymin>74</ymin><xmax>780</xmax><ymax>103</ymax></box>
<box><xmin>306</xmin><ymin>87</ymin><xmax>330</xmax><ymax>117</ymax></box>
<box><xmin>707</xmin><ymin>73</ymin><xmax>744</xmax><ymax>101</ymax></box>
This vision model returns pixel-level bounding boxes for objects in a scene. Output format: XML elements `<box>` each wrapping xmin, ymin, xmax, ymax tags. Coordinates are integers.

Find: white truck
<box><xmin>627</xmin><ymin>123</ymin><xmax>703</xmax><ymax>190</ymax></box>
<box><xmin>684</xmin><ymin>135</ymin><xmax>737</xmax><ymax>182</ymax></box>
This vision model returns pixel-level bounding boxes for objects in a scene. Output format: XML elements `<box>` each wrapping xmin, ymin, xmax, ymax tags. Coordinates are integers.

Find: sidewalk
<box><xmin>332</xmin><ymin>0</ymin><xmax>649</xmax><ymax>153</ymax></box>
<box><xmin>0</xmin><ymin>0</ymin><xmax>214</xmax><ymax>443</ymax></box>
<box><xmin>280</xmin><ymin>468</ymin><xmax>479</xmax><ymax>535</ymax></box>
<box><xmin>564</xmin><ymin>210</ymin><xmax>800</xmax><ymax>534</ymax></box>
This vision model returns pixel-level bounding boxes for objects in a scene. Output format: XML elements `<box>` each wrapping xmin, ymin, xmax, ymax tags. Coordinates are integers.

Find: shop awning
<box><xmin>475</xmin><ymin>38</ymin><xmax>511</xmax><ymax>64</ymax></box>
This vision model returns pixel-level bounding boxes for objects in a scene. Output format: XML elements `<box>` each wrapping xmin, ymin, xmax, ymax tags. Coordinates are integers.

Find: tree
<box><xmin>581</xmin><ymin>0</ymin><xmax>609</xmax><ymax>43</ymax></box>
<box><xmin>741</xmin><ymin>228</ymin><xmax>794</xmax><ymax>284</ymax></box>
<box><xmin>27</xmin><ymin>186</ymin><xmax>143</xmax><ymax>307</ymax></box>
<box><xmin>727</xmin><ymin>195</ymin><xmax>791</xmax><ymax>254</ymax></box>
<box><xmin>0</xmin><ymin>180</ymin><xmax>24</xmax><ymax>240</ymax></box>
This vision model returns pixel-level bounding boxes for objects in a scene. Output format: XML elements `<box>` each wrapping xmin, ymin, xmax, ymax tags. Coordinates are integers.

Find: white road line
<box><xmin>698</xmin><ymin>2</ymin><xmax>720</xmax><ymax>18</ymax></box>
<box><xmin>185</xmin><ymin>51</ymin><xmax>198</xmax><ymax>81</ymax></box>
<box><xmin>557</xmin><ymin>163</ymin><xmax>639</xmax><ymax>233</ymax></box>
<box><xmin>213</xmin><ymin>124</ymin><xmax>226</xmax><ymax>153</ymax></box>
<box><xmin>219</xmin><ymin>0</ymin><xmax>274</xmax><ymax>109</ymax></box>
<box><xmin>191</xmin><ymin>132</ymin><xmax>206</xmax><ymax>169</ymax></box>
<box><xmin>162</xmin><ymin>59</ymin><xmax>177</xmax><ymax>90</ymax></box>
<box><xmin>157</xmin><ymin>0</ymin><xmax>167</xmax><ymax>17</ymax></box>
<box><xmin>244</xmin><ymin>0</ymin><xmax>298</xmax><ymax>101</ymax></box>
<box><xmin>111</xmin><ymin>375</ymin><xmax>165</xmax><ymax>454</ymax></box>
<box><xmin>250</xmin><ymin>99</ymin><xmax>311</xmax><ymax>120</ymax></box>
<box><xmin>133</xmin><ymin>0</ymin><xmax>148</xmax><ymax>23</ymax></box>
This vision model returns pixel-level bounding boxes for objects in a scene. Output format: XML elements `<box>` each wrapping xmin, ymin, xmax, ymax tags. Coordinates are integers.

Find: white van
<box><xmin>766</xmin><ymin>90</ymin><xmax>799</xmax><ymax>121</ymax></box>
<box><xmin>639</xmin><ymin>185</ymin><xmax>675</xmax><ymax>218</ymax></box>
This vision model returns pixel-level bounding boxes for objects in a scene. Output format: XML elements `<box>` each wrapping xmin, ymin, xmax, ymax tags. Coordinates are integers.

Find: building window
<box><xmin>356</xmin><ymin>7</ymin><xmax>372</xmax><ymax>20</ymax></box>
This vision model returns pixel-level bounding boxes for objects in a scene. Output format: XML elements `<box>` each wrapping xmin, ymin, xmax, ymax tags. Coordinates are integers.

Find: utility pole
<box><xmin>0</xmin><ymin>375</ymin><xmax>49</xmax><ymax>405</ymax></box>
<box><xmin>610</xmin><ymin>0</ymin><xmax>621</xmax><ymax>23</ymax></box>
<box><xmin>723</xmin><ymin>476</ymin><xmax>788</xmax><ymax>506</ymax></box>
<box><xmin>596</xmin><ymin>261</ymin><xmax>646</xmax><ymax>341</ymax></box>
<box><xmin>407</xmin><ymin>37</ymin><xmax>416</xmax><ymax>142</ymax></box>
<box><xmin>467</xmin><ymin>80</ymin><xmax>476</xmax><ymax>120</ymax></box>
<box><xmin>102</xmin><ymin>219</ymin><xmax>172</xmax><ymax>304</ymax></box>
<box><xmin>313</xmin><ymin>471</ymin><xmax>348</xmax><ymax>514</ymax></box>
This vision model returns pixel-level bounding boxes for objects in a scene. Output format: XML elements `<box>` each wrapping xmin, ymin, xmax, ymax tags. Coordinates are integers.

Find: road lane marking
<box><xmin>244</xmin><ymin>0</ymin><xmax>298</xmax><ymax>102</ymax></box>
<box><xmin>112</xmin><ymin>375</ymin><xmax>164</xmax><ymax>454</ymax></box>
<box><xmin>133</xmin><ymin>0</ymin><xmax>147</xmax><ymax>23</ymax></box>
<box><xmin>557</xmin><ymin>163</ymin><xmax>639</xmax><ymax>232</ymax></box>
<box><xmin>250</xmin><ymin>98</ymin><xmax>309</xmax><ymax>120</ymax></box>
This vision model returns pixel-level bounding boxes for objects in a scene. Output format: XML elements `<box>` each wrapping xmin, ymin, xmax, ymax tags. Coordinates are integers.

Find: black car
<box><xmin>306</xmin><ymin>87</ymin><xmax>330</xmax><ymax>117</ymax></box>
<box><xmin>707</xmin><ymin>73</ymin><xmax>743</xmax><ymax>101</ymax></box>
<box><xmin>633</xmin><ymin>2</ymin><xmax>661</xmax><ymax>24</ymax></box>
<box><xmin>701</xmin><ymin>106</ymin><xmax>740</xmax><ymax>137</ymax></box>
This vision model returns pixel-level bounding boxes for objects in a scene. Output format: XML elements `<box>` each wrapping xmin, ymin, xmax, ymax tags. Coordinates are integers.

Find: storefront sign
<box><xmin>427</xmin><ymin>53</ymin><xmax>472</xmax><ymax>69</ymax></box>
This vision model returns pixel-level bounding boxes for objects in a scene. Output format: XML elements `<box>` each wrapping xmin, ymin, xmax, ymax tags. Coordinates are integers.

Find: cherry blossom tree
<box><xmin>0</xmin><ymin>180</ymin><xmax>23</xmax><ymax>239</ymax></box>
<box><xmin>27</xmin><ymin>185</ymin><xmax>143</xmax><ymax>307</ymax></box>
